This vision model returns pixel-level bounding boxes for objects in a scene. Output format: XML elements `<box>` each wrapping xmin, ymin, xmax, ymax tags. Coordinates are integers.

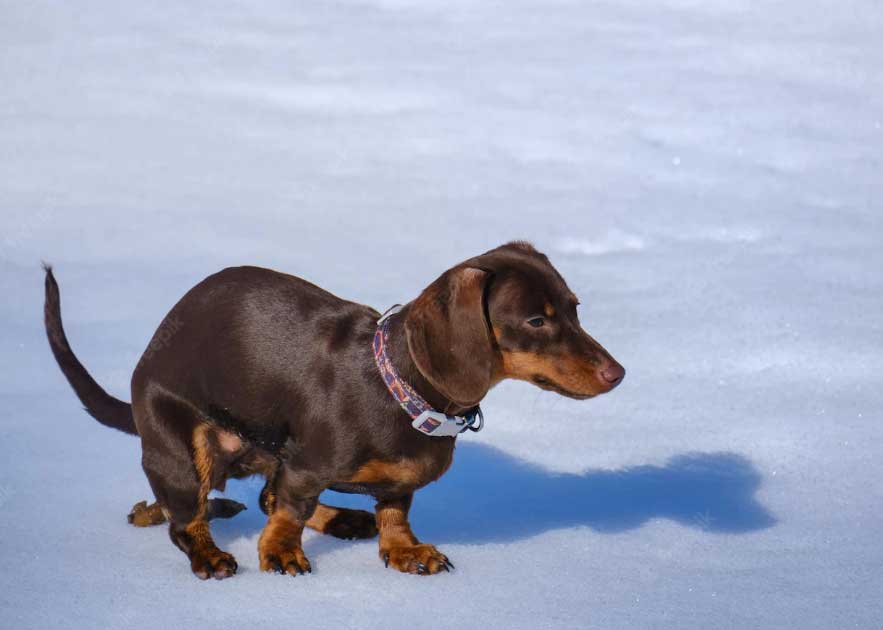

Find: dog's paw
<box><xmin>127</xmin><ymin>500</ymin><xmax>167</xmax><ymax>527</ymax></box>
<box><xmin>190</xmin><ymin>549</ymin><xmax>238</xmax><ymax>580</ymax></box>
<box><xmin>381</xmin><ymin>544</ymin><xmax>454</xmax><ymax>575</ymax></box>
<box><xmin>322</xmin><ymin>508</ymin><xmax>378</xmax><ymax>540</ymax></box>
<box><xmin>260</xmin><ymin>548</ymin><xmax>312</xmax><ymax>577</ymax></box>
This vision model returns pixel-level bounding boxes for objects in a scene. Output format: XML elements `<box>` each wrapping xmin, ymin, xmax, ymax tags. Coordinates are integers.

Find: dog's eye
<box><xmin>527</xmin><ymin>317</ymin><xmax>545</xmax><ymax>328</ymax></box>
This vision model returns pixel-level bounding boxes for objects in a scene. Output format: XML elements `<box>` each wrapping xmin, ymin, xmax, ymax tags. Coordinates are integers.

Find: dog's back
<box><xmin>133</xmin><ymin>265</ymin><xmax>376</xmax><ymax>419</ymax></box>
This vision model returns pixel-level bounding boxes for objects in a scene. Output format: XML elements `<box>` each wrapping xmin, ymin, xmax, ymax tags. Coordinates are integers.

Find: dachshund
<box><xmin>44</xmin><ymin>241</ymin><xmax>624</xmax><ymax>580</ymax></box>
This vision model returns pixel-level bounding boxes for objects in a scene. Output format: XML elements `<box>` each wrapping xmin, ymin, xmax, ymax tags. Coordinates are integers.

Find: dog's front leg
<box><xmin>376</xmin><ymin>493</ymin><xmax>453</xmax><ymax>575</ymax></box>
<box><xmin>258</xmin><ymin>466</ymin><xmax>319</xmax><ymax>576</ymax></box>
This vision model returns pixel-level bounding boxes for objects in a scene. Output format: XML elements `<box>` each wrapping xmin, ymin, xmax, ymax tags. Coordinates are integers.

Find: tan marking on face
<box><xmin>501</xmin><ymin>350</ymin><xmax>556</xmax><ymax>380</ymax></box>
<box><xmin>544</xmin><ymin>303</ymin><xmax>555</xmax><ymax>318</ymax></box>
<box><xmin>500</xmin><ymin>350</ymin><xmax>604</xmax><ymax>396</ymax></box>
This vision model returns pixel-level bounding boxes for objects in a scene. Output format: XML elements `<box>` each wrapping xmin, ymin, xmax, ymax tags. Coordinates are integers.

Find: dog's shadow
<box><xmin>415</xmin><ymin>444</ymin><xmax>775</xmax><ymax>542</ymax></box>
<box><xmin>212</xmin><ymin>443</ymin><xmax>775</xmax><ymax>549</ymax></box>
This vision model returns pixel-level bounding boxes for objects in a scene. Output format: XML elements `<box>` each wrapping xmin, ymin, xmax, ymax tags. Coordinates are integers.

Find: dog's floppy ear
<box><xmin>404</xmin><ymin>265</ymin><xmax>494</xmax><ymax>408</ymax></box>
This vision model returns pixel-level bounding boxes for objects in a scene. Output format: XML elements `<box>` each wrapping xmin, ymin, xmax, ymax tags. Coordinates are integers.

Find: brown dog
<box><xmin>44</xmin><ymin>241</ymin><xmax>624</xmax><ymax>579</ymax></box>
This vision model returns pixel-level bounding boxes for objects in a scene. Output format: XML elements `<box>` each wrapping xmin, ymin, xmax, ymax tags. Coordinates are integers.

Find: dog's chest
<box><xmin>332</xmin><ymin>449</ymin><xmax>454</xmax><ymax>496</ymax></box>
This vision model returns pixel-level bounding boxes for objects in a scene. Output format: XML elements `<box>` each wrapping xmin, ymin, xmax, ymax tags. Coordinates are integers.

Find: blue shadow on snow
<box><xmin>412</xmin><ymin>443</ymin><xmax>775</xmax><ymax>543</ymax></box>
<box><xmin>213</xmin><ymin>443</ymin><xmax>775</xmax><ymax>546</ymax></box>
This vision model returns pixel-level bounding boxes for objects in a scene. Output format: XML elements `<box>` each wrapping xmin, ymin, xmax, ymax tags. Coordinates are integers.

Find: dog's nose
<box><xmin>600</xmin><ymin>362</ymin><xmax>625</xmax><ymax>389</ymax></box>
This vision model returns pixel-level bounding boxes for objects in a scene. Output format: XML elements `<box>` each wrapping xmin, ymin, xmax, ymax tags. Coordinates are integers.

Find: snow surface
<box><xmin>2</xmin><ymin>1</ymin><xmax>882</xmax><ymax>628</ymax></box>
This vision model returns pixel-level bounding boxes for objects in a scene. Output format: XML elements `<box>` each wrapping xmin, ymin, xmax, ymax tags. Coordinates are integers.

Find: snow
<box><xmin>2</xmin><ymin>0</ymin><xmax>882</xmax><ymax>628</ymax></box>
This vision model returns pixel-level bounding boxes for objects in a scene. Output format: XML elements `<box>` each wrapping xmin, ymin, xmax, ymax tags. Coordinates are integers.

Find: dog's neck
<box><xmin>382</xmin><ymin>306</ymin><xmax>474</xmax><ymax>417</ymax></box>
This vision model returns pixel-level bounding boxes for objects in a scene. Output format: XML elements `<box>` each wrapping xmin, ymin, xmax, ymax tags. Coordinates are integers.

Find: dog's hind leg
<box><xmin>259</xmin><ymin>480</ymin><xmax>376</xmax><ymax>540</ymax></box>
<box><xmin>127</xmin><ymin>500</ymin><xmax>166</xmax><ymax>527</ymax></box>
<box><xmin>306</xmin><ymin>504</ymin><xmax>378</xmax><ymax>540</ymax></box>
<box><xmin>128</xmin><ymin>498</ymin><xmax>246</xmax><ymax>527</ymax></box>
<box><xmin>137</xmin><ymin>394</ymin><xmax>238</xmax><ymax>580</ymax></box>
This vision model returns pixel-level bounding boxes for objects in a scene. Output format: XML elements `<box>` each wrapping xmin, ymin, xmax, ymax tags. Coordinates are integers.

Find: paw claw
<box><xmin>261</xmin><ymin>549</ymin><xmax>311</xmax><ymax>577</ymax></box>
<box><xmin>381</xmin><ymin>544</ymin><xmax>452</xmax><ymax>576</ymax></box>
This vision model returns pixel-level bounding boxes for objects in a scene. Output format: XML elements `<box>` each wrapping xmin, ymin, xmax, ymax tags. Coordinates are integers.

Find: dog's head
<box><xmin>405</xmin><ymin>241</ymin><xmax>625</xmax><ymax>407</ymax></box>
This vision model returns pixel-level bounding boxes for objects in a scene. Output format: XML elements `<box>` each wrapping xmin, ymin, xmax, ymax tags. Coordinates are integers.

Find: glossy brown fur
<box><xmin>44</xmin><ymin>241</ymin><xmax>623</xmax><ymax>579</ymax></box>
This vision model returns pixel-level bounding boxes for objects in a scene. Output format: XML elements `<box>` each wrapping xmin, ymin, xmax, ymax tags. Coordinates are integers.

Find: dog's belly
<box><xmin>328</xmin><ymin>481</ymin><xmax>400</xmax><ymax>496</ymax></box>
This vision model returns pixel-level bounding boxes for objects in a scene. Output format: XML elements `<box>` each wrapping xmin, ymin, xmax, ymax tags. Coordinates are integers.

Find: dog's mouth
<box><xmin>531</xmin><ymin>375</ymin><xmax>595</xmax><ymax>400</ymax></box>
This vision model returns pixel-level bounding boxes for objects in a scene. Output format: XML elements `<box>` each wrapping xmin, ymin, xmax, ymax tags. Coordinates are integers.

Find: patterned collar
<box><xmin>373</xmin><ymin>305</ymin><xmax>483</xmax><ymax>437</ymax></box>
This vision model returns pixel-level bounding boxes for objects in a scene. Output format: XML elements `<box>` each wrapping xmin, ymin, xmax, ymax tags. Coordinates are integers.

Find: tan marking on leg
<box><xmin>173</xmin><ymin>429</ymin><xmax>239</xmax><ymax>579</ymax></box>
<box><xmin>192</xmin><ymin>424</ymin><xmax>213</xmax><ymax>521</ymax></box>
<box><xmin>305</xmin><ymin>504</ymin><xmax>338</xmax><ymax>532</ymax></box>
<box><xmin>376</xmin><ymin>497</ymin><xmax>451</xmax><ymax>575</ymax></box>
<box><xmin>128</xmin><ymin>500</ymin><xmax>167</xmax><ymax>526</ymax></box>
<box><xmin>217</xmin><ymin>430</ymin><xmax>242</xmax><ymax>453</ymax></box>
<box><xmin>376</xmin><ymin>499</ymin><xmax>418</xmax><ymax>550</ymax></box>
<box><xmin>258</xmin><ymin>506</ymin><xmax>311</xmax><ymax>575</ymax></box>
<box><xmin>182</xmin><ymin>519</ymin><xmax>237</xmax><ymax>580</ymax></box>
<box><xmin>306</xmin><ymin>503</ymin><xmax>378</xmax><ymax>539</ymax></box>
<box><xmin>262</xmin><ymin>487</ymin><xmax>277</xmax><ymax>515</ymax></box>
<box><xmin>185</xmin><ymin>520</ymin><xmax>214</xmax><ymax>548</ymax></box>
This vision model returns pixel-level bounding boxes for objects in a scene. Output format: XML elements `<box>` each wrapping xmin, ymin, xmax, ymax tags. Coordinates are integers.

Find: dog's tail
<box><xmin>43</xmin><ymin>263</ymin><xmax>138</xmax><ymax>435</ymax></box>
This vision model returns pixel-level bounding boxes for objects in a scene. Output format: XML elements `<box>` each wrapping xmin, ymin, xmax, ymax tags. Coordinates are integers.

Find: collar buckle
<box><xmin>465</xmin><ymin>406</ymin><xmax>484</xmax><ymax>432</ymax></box>
<box><xmin>411</xmin><ymin>406</ymin><xmax>484</xmax><ymax>437</ymax></box>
